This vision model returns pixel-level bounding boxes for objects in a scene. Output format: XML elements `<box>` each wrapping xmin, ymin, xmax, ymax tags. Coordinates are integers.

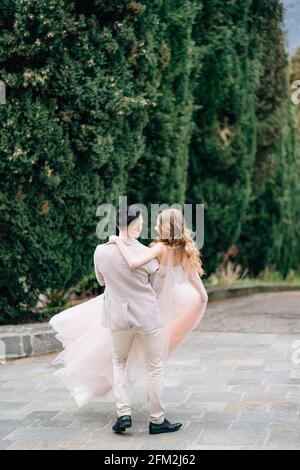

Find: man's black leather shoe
<box><xmin>149</xmin><ymin>418</ymin><xmax>182</xmax><ymax>435</ymax></box>
<box><xmin>112</xmin><ymin>415</ymin><xmax>132</xmax><ymax>433</ymax></box>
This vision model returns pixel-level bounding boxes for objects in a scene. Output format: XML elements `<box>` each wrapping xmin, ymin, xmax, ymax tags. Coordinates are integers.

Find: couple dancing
<box><xmin>50</xmin><ymin>207</ymin><xmax>208</xmax><ymax>435</ymax></box>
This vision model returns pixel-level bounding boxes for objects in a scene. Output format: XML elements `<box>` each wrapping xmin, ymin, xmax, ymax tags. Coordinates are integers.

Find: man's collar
<box><xmin>119</xmin><ymin>238</ymin><xmax>140</xmax><ymax>246</ymax></box>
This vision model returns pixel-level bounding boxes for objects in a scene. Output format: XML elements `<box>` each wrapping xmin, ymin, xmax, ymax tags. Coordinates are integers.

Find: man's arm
<box><xmin>146</xmin><ymin>258</ymin><xmax>160</xmax><ymax>275</ymax></box>
<box><xmin>94</xmin><ymin>247</ymin><xmax>106</xmax><ymax>286</ymax></box>
<box><xmin>147</xmin><ymin>257</ymin><xmax>160</xmax><ymax>293</ymax></box>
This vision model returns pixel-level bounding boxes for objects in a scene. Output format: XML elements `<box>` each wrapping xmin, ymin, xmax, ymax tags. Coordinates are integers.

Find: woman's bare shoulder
<box><xmin>149</xmin><ymin>242</ymin><xmax>168</xmax><ymax>262</ymax></box>
<box><xmin>149</xmin><ymin>241</ymin><xmax>165</xmax><ymax>251</ymax></box>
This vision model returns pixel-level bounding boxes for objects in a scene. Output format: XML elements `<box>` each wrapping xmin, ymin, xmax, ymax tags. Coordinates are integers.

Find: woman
<box><xmin>50</xmin><ymin>208</ymin><xmax>208</xmax><ymax>406</ymax></box>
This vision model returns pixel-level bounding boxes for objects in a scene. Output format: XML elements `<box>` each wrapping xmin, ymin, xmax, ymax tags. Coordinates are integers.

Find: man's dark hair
<box><xmin>117</xmin><ymin>204</ymin><xmax>141</xmax><ymax>228</ymax></box>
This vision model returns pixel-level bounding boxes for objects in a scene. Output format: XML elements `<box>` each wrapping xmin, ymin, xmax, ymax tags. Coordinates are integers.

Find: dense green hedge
<box><xmin>238</xmin><ymin>0</ymin><xmax>300</xmax><ymax>276</ymax></box>
<box><xmin>187</xmin><ymin>0</ymin><xmax>260</xmax><ymax>274</ymax></box>
<box><xmin>0</xmin><ymin>0</ymin><xmax>165</xmax><ymax>323</ymax></box>
<box><xmin>0</xmin><ymin>0</ymin><xmax>299</xmax><ymax>324</ymax></box>
<box><xmin>187</xmin><ymin>0</ymin><xmax>300</xmax><ymax>276</ymax></box>
<box><xmin>128</xmin><ymin>0</ymin><xmax>198</xmax><ymax>205</ymax></box>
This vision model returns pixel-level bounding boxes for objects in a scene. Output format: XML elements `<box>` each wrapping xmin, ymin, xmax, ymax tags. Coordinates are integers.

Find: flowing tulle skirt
<box><xmin>50</xmin><ymin>277</ymin><xmax>207</xmax><ymax>407</ymax></box>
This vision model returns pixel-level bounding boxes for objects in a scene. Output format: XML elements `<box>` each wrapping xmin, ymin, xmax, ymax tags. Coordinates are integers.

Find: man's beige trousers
<box><xmin>111</xmin><ymin>327</ymin><xmax>165</xmax><ymax>425</ymax></box>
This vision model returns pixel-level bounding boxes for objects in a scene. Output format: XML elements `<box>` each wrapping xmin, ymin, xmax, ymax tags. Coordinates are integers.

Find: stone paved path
<box><xmin>0</xmin><ymin>291</ymin><xmax>300</xmax><ymax>450</ymax></box>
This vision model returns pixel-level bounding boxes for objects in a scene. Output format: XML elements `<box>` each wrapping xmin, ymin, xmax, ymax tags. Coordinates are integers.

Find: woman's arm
<box><xmin>110</xmin><ymin>236</ymin><xmax>163</xmax><ymax>269</ymax></box>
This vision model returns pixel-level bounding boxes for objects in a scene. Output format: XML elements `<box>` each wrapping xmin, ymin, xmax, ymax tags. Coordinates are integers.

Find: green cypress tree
<box><xmin>128</xmin><ymin>0</ymin><xmax>197</xmax><ymax>205</ymax></box>
<box><xmin>238</xmin><ymin>0</ymin><xmax>300</xmax><ymax>277</ymax></box>
<box><xmin>0</xmin><ymin>0</ymin><xmax>163</xmax><ymax>323</ymax></box>
<box><xmin>187</xmin><ymin>0</ymin><xmax>260</xmax><ymax>274</ymax></box>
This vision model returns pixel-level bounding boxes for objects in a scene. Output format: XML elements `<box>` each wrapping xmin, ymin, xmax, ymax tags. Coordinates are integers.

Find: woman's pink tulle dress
<box><xmin>50</xmin><ymin>248</ymin><xmax>208</xmax><ymax>407</ymax></box>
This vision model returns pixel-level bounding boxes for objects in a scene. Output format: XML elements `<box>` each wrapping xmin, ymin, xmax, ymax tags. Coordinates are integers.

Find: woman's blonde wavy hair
<box><xmin>153</xmin><ymin>208</ymin><xmax>205</xmax><ymax>278</ymax></box>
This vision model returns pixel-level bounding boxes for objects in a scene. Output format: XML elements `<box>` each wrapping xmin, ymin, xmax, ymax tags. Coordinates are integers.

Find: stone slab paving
<box><xmin>1</xmin><ymin>286</ymin><xmax>299</xmax><ymax>360</ymax></box>
<box><xmin>199</xmin><ymin>291</ymin><xmax>300</xmax><ymax>334</ymax></box>
<box><xmin>0</xmin><ymin>292</ymin><xmax>299</xmax><ymax>450</ymax></box>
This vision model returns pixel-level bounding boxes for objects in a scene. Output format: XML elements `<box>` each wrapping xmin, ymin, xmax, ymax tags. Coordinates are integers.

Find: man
<box><xmin>94</xmin><ymin>206</ymin><xmax>182</xmax><ymax>435</ymax></box>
